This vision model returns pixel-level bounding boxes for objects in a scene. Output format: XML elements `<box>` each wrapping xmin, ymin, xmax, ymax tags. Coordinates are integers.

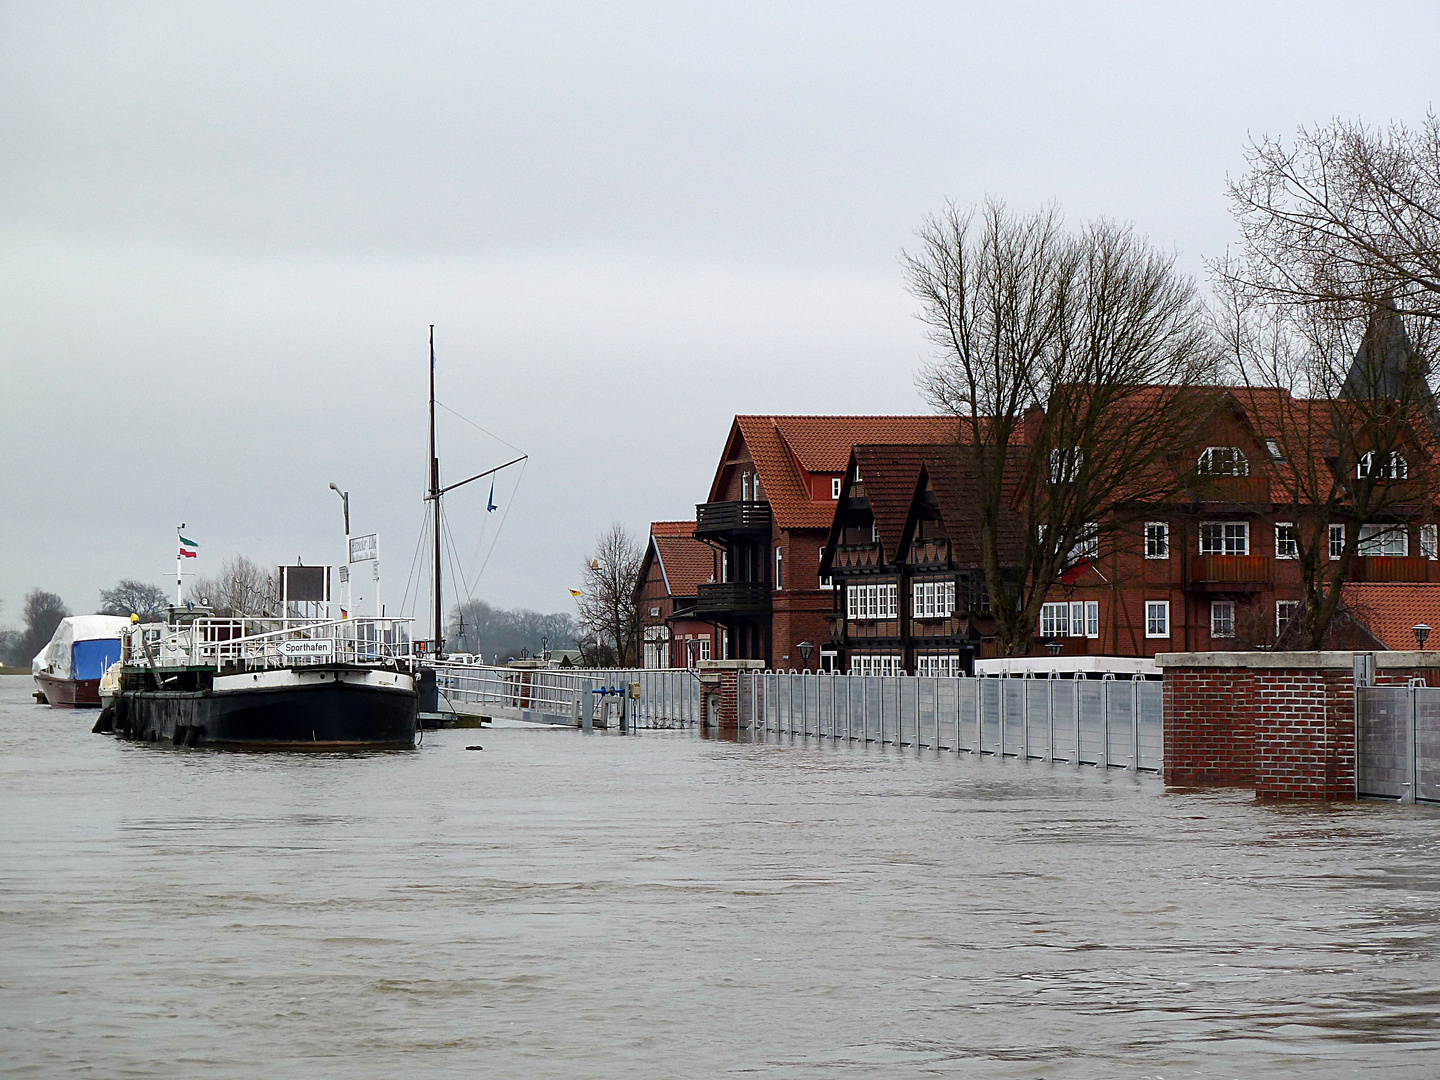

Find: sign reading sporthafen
<box><xmin>279</xmin><ymin>639</ymin><xmax>335</xmax><ymax>659</ymax></box>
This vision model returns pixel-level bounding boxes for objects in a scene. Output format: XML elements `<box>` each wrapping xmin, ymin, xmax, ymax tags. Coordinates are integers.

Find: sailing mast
<box><xmin>429</xmin><ymin>325</ymin><xmax>442</xmax><ymax>655</ymax></box>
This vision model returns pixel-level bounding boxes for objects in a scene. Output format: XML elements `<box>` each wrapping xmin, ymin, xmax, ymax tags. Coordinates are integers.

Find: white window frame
<box><xmin>1144</xmin><ymin>522</ymin><xmax>1169</xmax><ymax>560</ymax></box>
<box><xmin>1197</xmin><ymin>446</ymin><xmax>1250</xmax><ymax>477</ymax></box>
<box><xmin>1265</xmin><ymin>438</ymin><xmax>1283</xmax><ymax>462</ymax></box>
<box><xmin>1359</xmin><ymin>523</ymin><xmax>1408</xmax><ymax>558</ymax></box>
<box><xmin>1085</xmin><ymin>600</ymin><xmax>1100</xmax><ymax>638</ymax></box>
<box><xmin>1049</xmin><ymin>446</ymin><xmax>1083</xmax><ymax>484</ymax></box>
<box><xmin>774</xmin><ymin>545</ymin><xmax>783</xmax><ymax>591</ymax></box>
<box><xmin>915</xmin><ymin>653</ymin><xmax>961</xmax><ymax>677</ymax></box>
<box><xmin>1145</xmin><ymin>601</ymin><xmax>1171</xmax><ymax>639</ymax></box>
<box><xmin>1329</xmin><ymin>523</ymin><xmax>1345</xmax><ymax>561</ymax></box>
<box><xmin>1423</xmin><ymin>524</ymin><xmax>1438</xmax><ymax>561</ymax></box>
<box><xmin>1210</xmin><ymin>600</ymin><xmax>1235</xmax><ymax>639</ymax></box>
<box><xmin>817</xmin><ymin>547</ymin><xmax>833</xmax><ymax>589</ymax></box>
<box><xmin>1040</xmin><ymin>602</ymin><xmax>1069</xmax><ymax>638</ymax></box>
<box><xmin>1199</xmin><ymin>521</ymin><xmax>1249</xmax><ymax>556</ymax></box>
<box><xmin>1357</xmin><ymin>450</ymin><xmax>1408</xmax><ymax>480</ymax></box>
<box><xmin>831</xmin><ymin>477</ymin><xmax>842</xmax><ymax>499</ymax></box>
<box><xmin>1275</xmin><ymin>600</ymin><xmax>1300</xmax><ymax>639</ymax></box>
<box><xmin>1275</xmin><ymin>522</ymin><xmax>1298</xmax><ymax>560</ymax></box>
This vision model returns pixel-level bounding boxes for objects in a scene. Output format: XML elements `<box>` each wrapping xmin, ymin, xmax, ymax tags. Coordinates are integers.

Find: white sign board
<box><xmin>349</xmin><ymin>533</ymin><xmax>379</xmax><ymax>563</ymax></box>
<box><xmin>280</xmin><ymin>639</ymin><xmax>335</xmax><ymax>660</ymax></box>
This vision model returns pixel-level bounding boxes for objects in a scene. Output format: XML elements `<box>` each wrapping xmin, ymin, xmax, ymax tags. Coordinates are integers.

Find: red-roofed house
<box><xmin>634</xmin><ymin>521</ymin><xmax>718</xmax><ymax>668</ymax></box>
<box><xmin>692</xmin><ymin>415</ymin><xmax>961</xmax><ymax>668</ymax></box>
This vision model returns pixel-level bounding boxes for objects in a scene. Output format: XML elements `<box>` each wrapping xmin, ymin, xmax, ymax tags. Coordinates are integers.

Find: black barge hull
<box><xmin>110</xmin><ymin>681</ymin><xmax>417</xmax><ymax>750</ymax></box>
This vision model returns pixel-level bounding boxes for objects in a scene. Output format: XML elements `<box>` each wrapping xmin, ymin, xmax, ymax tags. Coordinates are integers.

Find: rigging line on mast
<box><xmin>439</xmin><ymin>503</ymin><xmax>472</xmax><ymax>614</ymax></box>
<box><xmin>468</xmin><ymin>456</ymin><xmax>528</xmax><ymax>595</ymax></box>
<box><xmin>434</xmin><ymin>399</ymin><xmax>525</xmax><ymax>457</ymax></box>
<box><xmin>399</xmin><ymin>503</ymin><xmax>431</xmax><ymax>619</ymax></box>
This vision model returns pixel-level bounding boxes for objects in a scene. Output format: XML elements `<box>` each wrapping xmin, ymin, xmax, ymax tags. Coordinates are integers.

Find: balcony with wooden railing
<box><xmin>693</xmin><ymin>581</ymin><xmax>772</xmax><ymax>615</ymax></box>
<box><xmin>694</xmin><ymin>500</ymin><xmax>772</xmax><ymax>537</ymax></box>
<box><xmin>833</xmin><ymin>544</ymin><xmax>883</xmax><ymax>570</ymax></box>
<box><xmin>1349</xmin><ymin>556</ymin><xmax>1434</xmax><ymax>583</ymax></box>
<box><xmin>1190</xmin><ymin>475</ymin><xmax>1272</xmax><ymax>505</ymax></box>
<box><xmin>1188</xmin><ymin>554</ymin><xmax>1272</xmax><ymax>591</ymax></box>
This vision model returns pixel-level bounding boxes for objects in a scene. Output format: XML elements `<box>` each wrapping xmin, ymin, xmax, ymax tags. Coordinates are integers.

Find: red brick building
<box><xmin>821</xmin><ymin>386</ymin><xmax>1440</xmax><ymax>672</ymax></box>
<box><xmin>692</xmin><ymin>415</ymin><xmax>959</xmax><ymax>669</ymax></box>
<box><xmin>634</xmin><ymin>521</ymin><xmax>717</xmax><ymax>668</ymax></box>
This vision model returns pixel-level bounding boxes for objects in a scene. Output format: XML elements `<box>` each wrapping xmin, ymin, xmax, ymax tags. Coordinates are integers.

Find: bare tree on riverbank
<box><xmin>575</xmin><ymin>523</ymin><xmax>642</xmax><ymax>667</ymax></box>
<box><xmin>907</xmin><ymin>199</ymin><xmax>1217</xmax><ymax>655</ymax></box>
<box><xmin>1221</xmin><ymin>115</ymin><xmax>1440</xmax><ymax>322</ymax></box>
<box><xmin>99</xmin><ymin>580</ymin><xmax>168</xmax><ymax>621</ymax></box>
<box><xmin>10</xmin><ymin>590</ymin><xmax>70</xmax><ymax>666</ymax></box>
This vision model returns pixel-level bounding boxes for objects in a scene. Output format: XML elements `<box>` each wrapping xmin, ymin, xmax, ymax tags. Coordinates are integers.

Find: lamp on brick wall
<box><xmin>797</xmin><ymin>641</ymin><xmax>813</xmax><ymax>672</ymax></box>
<box><xmin>1414</xmin><ymin>623</ymin><xmax>1431</xmax><ymax>649</ymax></box>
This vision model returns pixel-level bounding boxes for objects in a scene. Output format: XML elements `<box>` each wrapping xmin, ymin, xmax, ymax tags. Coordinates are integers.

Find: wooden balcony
<box><xmin>833</xmin><ymin>544</ymin><xmax>882</xmax><ymax>570</ymax></box>
<box><xmin>694</xmin><ymin>500</ymin><xmax>771</xmax><ymax>537</ymax></box>
<box><xmin>693</xmin><ymin>581</ymin><xmax>772</xmax><ymax>615</ymax></box>
<box><xmin>1191</xmin><ymin>475</ymin><xmax>1271</xmax><ymax>505</ymax></box>
<box><xmin>1188</xmin><ymin>554</ymin><xmax>1272</xmax><ymax>591</ymax></box>
<box><xmin>912</xmin><ymin>615</ymin><xmax>962</xmax><ymax>639</ymax></box>
<box><xmin>1350</xmin><ymin>556</ymin><xmax>1433</xmax><ymax>583</ymax></box>
<box><xmin>908</xmin><ymin>539</ymin><xmax>952</xmax><ymax>567</ymax></box>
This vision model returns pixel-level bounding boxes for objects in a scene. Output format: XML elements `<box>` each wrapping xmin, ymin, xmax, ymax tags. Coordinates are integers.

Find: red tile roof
<box><xmin>643</xmin><ymin>521</ymin><xmax>713</xmax><ymax>598</ymax></box>
<box><xmin>712</xmin><ymin>415</ymin><xmax>962</xmax><ymax>530</ymax></box>
<box><xmin>1343</xmin><ymin>583</ymin><xmax>1440</xmax><ymax>650</ymax></box>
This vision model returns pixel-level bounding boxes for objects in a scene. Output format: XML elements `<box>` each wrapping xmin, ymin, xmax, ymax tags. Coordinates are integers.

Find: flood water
<box><xmin>3</xmin><ymin>676</ymin><xmax>1440</xmax><ymax>1078</ymax></box>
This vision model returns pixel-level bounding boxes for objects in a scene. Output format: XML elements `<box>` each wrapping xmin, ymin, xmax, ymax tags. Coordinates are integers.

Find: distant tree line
<box><xmin>446</xmin><ymin>598</ymin><xmax>578</xmax><ymax>663</ymax></box>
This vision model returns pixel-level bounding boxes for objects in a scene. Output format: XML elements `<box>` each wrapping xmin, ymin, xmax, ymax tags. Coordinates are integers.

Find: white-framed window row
<box><xmin>1145</xmin><ymin>600</ymin><xmax>1171</xmax><ymax>639</ymax></box>
<box><xmin>1275</xmin><ymin>600</ymin><xmax>1301</xmax><ymax>640</ymax></box>
<box><xmin>1275</xmin><ymin>522</ymin><xmax>1298</xmax><ymax>560</ymax></box>
<box><xmin>1356</xmin><ymin>450</ymin><xmax>1408</xmax><ymax>480</ymax></box>
<box><xmin>845</xmin><ymin>582</ymin><xmax>899</xmax><ymax>621</ymax></box>
<box><xmin>1197</xmin><ymin>446</ymin><xmax>1249</xmax><ymax>477</ymax></box>
<box><xmin>1039</xmin><ymin>600</ymin><xmax>1100</xmax><ymax>639</ymax></box>
<box><xmin>1329</xmin><ymin>523</ymin><xmax>1345</xmax><ymax>560</ymax></box>
<box><xmin>911</xmin><ymin>580</ymin><xmax>957</xmax><ymax>620</ymax></box>
<box><xmin>1358</xmin><ymin>522</ymin><xmax>1408</xmax><ymax>558</ymax></box>
<box><xmin>1199</xmin><ymin>520</ymin><xmax>1249</xmax><ymax>556</ymax></box>
<box><xmin>1210</xmin><ymin>600</ymin><xmax>1235</xmax><ymax>639</ymax></box>
<box><xmin>914</xmin><ymin>653</ymin><xmax>963</xmax><ymax>677</ymax></box>
<box><xmin>1144</xmin><ymin>521</ymin><xmax>1169</xmax><ymax>560</ymax></box>
<box><xmin>850</xmin><ymin>653</ymin><xmax>902</xmax><ymax>676</ymax></box>
<box><xmin>817</xmin><ymin>548</ymin><xmax>834</xmax><ymax>589</ymax></box>
<box><xmin>831</xmin><ymin>476</ymin><xmax>842</xmax><ymax>499</ymax></box>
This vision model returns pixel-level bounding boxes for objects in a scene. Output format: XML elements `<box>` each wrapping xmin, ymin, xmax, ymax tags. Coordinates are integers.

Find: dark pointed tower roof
<box><xmin>1342</xmin><ymin>300</ymin><xmax>1428</xmax><ymax>400</ymax></box>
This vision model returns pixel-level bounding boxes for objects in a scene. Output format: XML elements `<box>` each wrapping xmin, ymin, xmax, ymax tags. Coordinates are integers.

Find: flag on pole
<box><xmin>568</xmin><ymin>589</ymin><xmax>582</xmax><ymax>598</ymax></box>
<box><xmin>179</xmin><ymin>535</ymin><xmax>199</xmax><ymax>559</ymax></box>
<box><xmin>487</xmin><ymin>479</ymin><xmax>497</xmax><ymax>513</ymax></box>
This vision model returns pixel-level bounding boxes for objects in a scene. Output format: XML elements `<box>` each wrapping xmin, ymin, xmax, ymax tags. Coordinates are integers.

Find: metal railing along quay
<box><xmin>739</xmin><ymin>671</ymin><xmax>1163</xmax><ymax>771</ymax></box>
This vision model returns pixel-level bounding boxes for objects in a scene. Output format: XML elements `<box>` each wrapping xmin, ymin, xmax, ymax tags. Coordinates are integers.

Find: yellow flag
<box><xmin>568</xmin><ymin>588</ymin><xmax>582</xmax><ymax>598</ymax></box>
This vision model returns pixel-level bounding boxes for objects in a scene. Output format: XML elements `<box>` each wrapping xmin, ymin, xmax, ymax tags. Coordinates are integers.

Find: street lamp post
<box><xmin>1414</xmin><ymin>623</ymin><xmax>1432</xmax><ymax>650</ymax></box>
<box><xmin>797</xmin><ymin>641</ymin><xmax>814</xmax><ymax>672</ymax></box>
<box><xmin>329</xmin><ymin>483</ymin><xmax>349</xmax><ymax>617</ymax></box>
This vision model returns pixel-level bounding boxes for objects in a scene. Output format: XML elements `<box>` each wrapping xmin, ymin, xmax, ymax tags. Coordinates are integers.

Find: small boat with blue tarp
<box><xmin>32</xmin><ymin>615</ymin><xmax>132</xmax><ymax>707</ymax></box>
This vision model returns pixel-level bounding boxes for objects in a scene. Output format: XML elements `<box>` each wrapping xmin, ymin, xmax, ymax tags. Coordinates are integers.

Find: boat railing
<box><xmin>126</xmin><ymin>617</ymin><xmax>417</xmax><ymax>671</ymax></box>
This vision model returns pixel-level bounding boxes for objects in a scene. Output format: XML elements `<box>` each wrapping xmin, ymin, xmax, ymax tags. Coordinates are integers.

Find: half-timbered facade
<box><xmin>634</xmin><ymin>521</ymin><xmax>718</xmax><ymax>668</ymax></box>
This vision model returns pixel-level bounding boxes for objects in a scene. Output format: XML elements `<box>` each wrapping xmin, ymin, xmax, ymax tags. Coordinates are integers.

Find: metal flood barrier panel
<box><xmin>1356</xmin><ymin>684</ymin><xmax>1440</xmax><ymax>803</ymax></box>
<box><xmin>433</xmin><ymin>664</ymin><xmax>704</xmax><ymax>729</ymax></box>
<box><xmin>741</xmin><ymin>673</ymin><xmax>1163</xmax><ymax>772</ymax></box>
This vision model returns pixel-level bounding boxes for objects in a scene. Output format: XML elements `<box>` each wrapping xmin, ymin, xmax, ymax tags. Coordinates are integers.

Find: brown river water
<box><xmin>2</xmin><ymin>675</ymin><xmax>1439</xmax><ymax>1078</ymax></box>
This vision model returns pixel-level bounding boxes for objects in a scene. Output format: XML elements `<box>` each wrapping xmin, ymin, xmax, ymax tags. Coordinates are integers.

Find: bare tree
<box><xmin>13</xmin><ymin>589</ymin><xmax>70</xmax><ymax>665</ymax></box>
<box><xmin>99</xmin><ymin>579</ymin><xmax>169</xmax><ymax>621</ymax></box>
<box><xmin>575</xmin><ymin>523</ymin><xmax>643</xmax><ymax>667</ymax></box>
<box><xmin>907</xmin><ymin>200</ymin><xmax>1216</xmax><ymax>654</ymax></box>
<box><xmin>1215</xmin><ymin>281</ymin><xmax>1438</xmax><ymax>648</ymax></box>
<box><xmin>1222</xmin><ymin>115</ymin><xmax>1440</xmax><ymax>321</ymax></box>
<box><xmin>189</xmin><ymin>556</ymin><xmax>279</xmax><ymax>617</ymax></box>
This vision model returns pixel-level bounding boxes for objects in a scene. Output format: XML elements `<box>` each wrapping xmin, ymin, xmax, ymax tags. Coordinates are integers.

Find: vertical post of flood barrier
<box><xmin>1130</xmin><ymin>676</ymin><xmax>1141</xmax><ymax>771</ymax></box>
<box><xmin>1047</xmin><ymin>673</ymin><xmax>1055</xmax><ymax>762</ymax></box>
<box><xmin>1100</xmin><ymin>674</ymin><xmax>1111</xmax><ymax>769</ymax></box>
<box><xmin>1404</xmin><ymin>680</ymin><xmax>1420</xmax><ymax>805</ymax></box>
<box><xmin>999</xmin><ymin>678</ymin><xmax>1007</xmax><ymax>760</ymax></box>
<box><xmin>1073</xmin><ymin>681</ymin><xmax>1082</xmax><ymax>766</ymax></box>
<box><xmin>975</xmin><ymin>677</ymin><xmax>983</xmax><ymax>756</ymax></box>
<box><xmin>1021</xmin><ymin>674</ymin><xmax>1030</xmax><ymax>762</ymax></box>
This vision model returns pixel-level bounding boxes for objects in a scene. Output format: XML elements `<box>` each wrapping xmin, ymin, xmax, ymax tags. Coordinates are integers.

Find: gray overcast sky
<box><xmin>2</xmin><ymin>2</ymin><xmax>1437</xmax><ymax>629</ymax></box>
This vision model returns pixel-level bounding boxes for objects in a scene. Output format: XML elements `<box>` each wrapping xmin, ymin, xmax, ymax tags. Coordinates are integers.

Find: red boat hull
<box><xmin>34</xmin><ymin>672</ymin><xmax>102</xmax><ymax>708</ymax></box>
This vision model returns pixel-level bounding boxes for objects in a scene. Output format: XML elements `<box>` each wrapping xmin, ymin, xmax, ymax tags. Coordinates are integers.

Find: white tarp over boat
<box><xmin>32</xmin><ymin>615</ymin><xmax>132</xmax><ymax>681</ymax></box>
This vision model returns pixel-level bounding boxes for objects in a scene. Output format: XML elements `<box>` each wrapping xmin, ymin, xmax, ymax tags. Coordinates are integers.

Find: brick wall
<box><xmin>1158</xmin><ymin>651</ymin><xmax>1440</xmax><ymax>801</ymax></box>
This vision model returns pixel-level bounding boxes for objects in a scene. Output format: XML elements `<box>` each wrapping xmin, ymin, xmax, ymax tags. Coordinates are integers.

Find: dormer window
<box><xmin>1049</xmin><ymin>446</ymin><xmax>1083</xmax><ymax>484</ymax></box>
<box><xmin>1265</xmin><ymin>439</ymin><xmax>1283</xmax><ymax>463</ymax></box>
<box><xmin>1197</xmin><ymin>446</ymin><xmax>1249</xmax><ymax>477</ymax></box>
<box><xmin>831</xmin><ymin>477</ymin><xmax>842</xmax><ymax>499</ymax></box>
<box><xmin>1356</xmin><ymin>451</ymin><xmax>1408</xmax><ymax>480</ymax></box>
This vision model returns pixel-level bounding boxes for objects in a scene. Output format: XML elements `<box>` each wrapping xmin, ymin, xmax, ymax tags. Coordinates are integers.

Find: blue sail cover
<box><xmin>71</xmin><ymin>639</ymin><xmax>121</xmax><ymax>681</ymax></box>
